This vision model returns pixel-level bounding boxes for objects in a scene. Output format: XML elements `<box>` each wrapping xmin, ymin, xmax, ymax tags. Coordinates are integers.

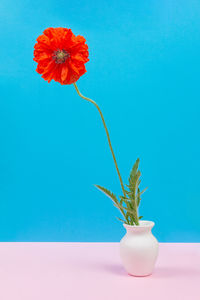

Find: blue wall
<box><xmin>0</xmin><ymin>0</ymin><xmax>200</xmax><ymax>241</ymax></box>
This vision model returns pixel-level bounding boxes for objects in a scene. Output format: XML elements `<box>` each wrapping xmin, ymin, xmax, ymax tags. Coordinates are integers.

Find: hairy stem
<box><xmin>73</xmin><ymin>82</ymin><xmax>126</xmax><ymax>198</ymax></box>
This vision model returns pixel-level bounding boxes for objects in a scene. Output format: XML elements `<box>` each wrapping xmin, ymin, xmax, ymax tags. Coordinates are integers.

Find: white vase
<box><xmin>120</xmin><ymin>220</ymin><xmax>159</xmax><ymax>276</ymax></box>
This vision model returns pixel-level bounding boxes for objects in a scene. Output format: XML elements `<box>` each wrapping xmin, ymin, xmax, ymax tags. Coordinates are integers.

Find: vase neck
<box><xmin>123</xmin><ymin>221</ymin><xmax>155</xmax><ymax>234</ymax></box>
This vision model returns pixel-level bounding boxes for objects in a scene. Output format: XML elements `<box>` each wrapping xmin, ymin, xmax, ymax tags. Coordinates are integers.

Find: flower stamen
<box><xmin>53</xmin><ymin>49</ymin><xmax>70</xmax><ymax>64</ymax></box>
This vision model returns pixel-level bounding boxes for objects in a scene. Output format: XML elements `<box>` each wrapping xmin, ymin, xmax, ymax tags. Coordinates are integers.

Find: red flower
<box><xmin>33</xmin><ymin>27</ymin><xmax>89</xmax><ymax>85</ymax></box>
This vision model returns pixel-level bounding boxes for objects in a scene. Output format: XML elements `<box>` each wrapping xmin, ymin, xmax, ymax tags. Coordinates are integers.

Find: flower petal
<box><xmin>61</xmin><ymin>63</ymin><xmax>69</xmax><ymax>83</ymax></box>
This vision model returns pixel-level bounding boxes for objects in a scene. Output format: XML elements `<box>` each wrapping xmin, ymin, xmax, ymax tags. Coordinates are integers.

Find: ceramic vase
<box><xmin>120</xmin><ymin>221</ymin><xmax>159</xmax><ymax>276</ymax></box>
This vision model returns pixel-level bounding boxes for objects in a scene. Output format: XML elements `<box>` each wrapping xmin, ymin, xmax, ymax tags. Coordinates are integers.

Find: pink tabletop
<box><xmin>0</xmin><ymin>243</ymin><xmax>199</xmax><ymax>300</ymax></box>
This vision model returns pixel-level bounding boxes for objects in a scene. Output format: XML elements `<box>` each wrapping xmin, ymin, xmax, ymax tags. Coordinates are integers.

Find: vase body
<box><xmin>120</xmin><ymin>221</ymin><xmax>159</xmax><ymax>276</ymax></box>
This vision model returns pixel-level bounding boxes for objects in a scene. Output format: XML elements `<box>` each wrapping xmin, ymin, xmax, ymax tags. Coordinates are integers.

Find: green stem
<box><xmin>73</xmin><ymin>82</ymin><xmax>126</xmax><ymax>198</ymax></box>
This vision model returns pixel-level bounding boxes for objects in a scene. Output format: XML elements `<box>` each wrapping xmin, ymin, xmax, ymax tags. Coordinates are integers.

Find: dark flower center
<box><xmin>53</xmin><ymin>49</ymin><xmax>70</xmax><ymax>64</ymax></box>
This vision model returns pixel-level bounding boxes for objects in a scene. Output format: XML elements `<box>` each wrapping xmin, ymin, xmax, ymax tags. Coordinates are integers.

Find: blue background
<box><xmin>0</xmin><ymin>0</ymin><xmax>200</xmax><ymax>242</ymax></box>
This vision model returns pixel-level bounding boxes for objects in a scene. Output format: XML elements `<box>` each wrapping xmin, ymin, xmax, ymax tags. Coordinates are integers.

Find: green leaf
<box><xmin>119</xmin><ymin>197</ymin><xmax>123</xmax><ymax>205</ymax></box>
<box><xmin>136</xmin><ymin>189</ymin><xmax>141</xmax><ymax>207</ymax></box>
<box><xmin>95</xmin><ymin>185</ymin><xmax>129</xmax><ymax>223</ymax></box>
<box><xmin>95</xmin><ymin>185</ymin><xmax>118</xmax><ymax>205</ymax></box>
<box><xmin>114</xmin><ymin>203</ymin><xmax>138</xmax><ymax>222</ymax></box>
<box><xmin>140</xmin><ymin>187</ymin><xmax>148</xmax><ymax>196</ymax></box>
<box><xmin>120</xmin><ymin>196</ymin><xmax>130</xmax><ymax>205</ymax></box>
<box><xmin>115</xmin><ymin>217</ymin><xmax>125</xmax><ymax>223</ymax></box>
<box><xmin>95</xmin><ymin>157</ymin><xmax>145</xmax><ymax>227</ymax></box>
<box><xmin>128</xmin><ymin>171</ymin><xmax>141</xmax><ymax>199</ymax></box>
<box><xmin>129</xmin><ymin>158</ymin><xmax>140</xmax><ymax>186</ymax></box>
<box><xmin>136</xmin><ymin>187</ymin><xmax>148</xmax><ymax>207</ymax></box>
<box><xmin>124</xmin><ymin>189</ymin><xmax>130</xmax><ymax>195</ymax></box>
<box><xmin>113</xmin><ymin>203</ymin><xmax>132</xmax><ymax>214</ymax></box>
<box><xmin>139</xmin><ymin>216</ymin><xmax>143</xmax><ymax>220</ymax></box>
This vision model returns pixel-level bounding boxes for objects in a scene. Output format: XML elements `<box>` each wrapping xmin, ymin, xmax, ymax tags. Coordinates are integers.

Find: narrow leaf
<box><xmin>95</xmin><ymin>185</ymin><xmax>118</xmax><ymax>205</ymax></box>
<box><xmin>95</xmin><ymin>185</ymin><xmax>128</xmax><ymax>222</ymax></box>
<box><xmin>140</xmin><ymin>187</ymin><xmax>148</xmax><ymax>196</ymax></box>
<box><xmin>115</xmin><ymin>217</ymin><xmax>125</xmax><ymax>223</ymax></box>
<box><xmin>129</xmin><ymin>158</ymin><xmax>140</xmax><ymax>185</ymax></box>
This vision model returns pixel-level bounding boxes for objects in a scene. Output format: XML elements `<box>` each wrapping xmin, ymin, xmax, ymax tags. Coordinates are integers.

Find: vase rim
<box><xmin>123</xmin><ymin>220</ymin><xmax>155</xmax><ymax>230</ymax></box>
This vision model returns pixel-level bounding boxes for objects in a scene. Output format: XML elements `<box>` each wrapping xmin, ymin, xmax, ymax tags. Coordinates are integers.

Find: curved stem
<box><xmin>73</xmin><ymin>82</ymin><xmax>126</xmax><ymax>197</ymax></box>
